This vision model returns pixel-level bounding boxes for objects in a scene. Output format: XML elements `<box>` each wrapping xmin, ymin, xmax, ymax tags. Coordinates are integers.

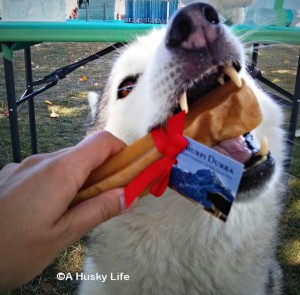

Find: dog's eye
<box><xmin>117</xmin><ymin>75</ymin><xmax>139</xmax><ymax>99</ymax></box>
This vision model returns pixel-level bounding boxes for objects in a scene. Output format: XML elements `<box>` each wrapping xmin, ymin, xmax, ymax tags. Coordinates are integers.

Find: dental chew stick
<box><xmin>72</xmin><ymin>80</ymin><xmax>262</xmax><ymax>206</ymax></box>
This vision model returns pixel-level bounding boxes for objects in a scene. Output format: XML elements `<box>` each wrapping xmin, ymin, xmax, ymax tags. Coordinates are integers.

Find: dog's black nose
<box><xmin>166</xmin><ymin>3</ymin><xmax>220</xmax><ymax>50</ymax></box>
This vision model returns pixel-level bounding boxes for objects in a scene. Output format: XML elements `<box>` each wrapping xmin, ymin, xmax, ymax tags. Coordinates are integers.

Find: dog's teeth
<box><xmin>256</xmin><ymin>137</ymin><xmax>269</xmax><ymax>156</ymax></box>
<box><xmin>224</xmin><ymin>65</ymin><xmax>242</xmax><ymax>88</ymax></box>
<box><xmin>217</xmin><ymin>76</ymin><xmax>225</xmax><ymax>86</ymax></box>
<box><xmin>179</xmin><ymin>92</ymin><xmax>189</xmax><ymax>114</ymax></box>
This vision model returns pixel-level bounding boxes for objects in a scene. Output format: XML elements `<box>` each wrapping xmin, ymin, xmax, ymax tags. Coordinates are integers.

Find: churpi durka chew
<box><xmin>72</xmin><ymin>80</ymin><xmax>262</xmax><ymax>206</ymax></box>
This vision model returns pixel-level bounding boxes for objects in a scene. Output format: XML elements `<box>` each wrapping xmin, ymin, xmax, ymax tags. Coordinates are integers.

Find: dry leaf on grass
<box><xmin>0</xmin><ymin>108</ymin><xmax>9</xmax><ymax>118</ymax></box>
<box><xmin>42</xmin><ymin>282</ymin><xmax>53</xmax><ymax>292</ymax></box>
<box><xmin>79</xmin><ymin>75</ymin><xmax>88</xmax><ymax>82</ymax></box>
<box><xmin>50</xmin><ymin>109</ymin><xmax>59</xmax><ymax>118</ymax></box>
<box><xmin>44</xmin><ymin>99</ymin><xmax>53</xmax><ymax>106</ymax></box>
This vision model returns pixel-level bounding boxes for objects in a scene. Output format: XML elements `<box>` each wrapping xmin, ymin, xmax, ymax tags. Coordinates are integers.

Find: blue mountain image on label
<box><xmin>170</xmin><ymin>167</ymin><xmax>234</xmax><ymax>220</ymax></box>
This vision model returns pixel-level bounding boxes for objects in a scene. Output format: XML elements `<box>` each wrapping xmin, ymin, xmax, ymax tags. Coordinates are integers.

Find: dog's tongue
<box><xmin>212</xmin><ymin>136</ymin><xmax>252</xmax><ymax>164</ymax></box>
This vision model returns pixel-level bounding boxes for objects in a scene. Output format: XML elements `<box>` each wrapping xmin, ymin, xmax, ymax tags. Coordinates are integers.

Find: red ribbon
<box><xmin>124</xmin><ymin>111</ymin><xmax>188</xmax><ymax>207</ymax></box>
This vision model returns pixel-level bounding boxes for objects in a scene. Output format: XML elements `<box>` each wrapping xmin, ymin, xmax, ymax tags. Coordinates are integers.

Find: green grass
<box><xmin>0</xmin><ymin>42</ymin><xmax>300</xmax><ymax>294</ymax></box>
<box><xmin>0</xmin><ymin>42</ymin><xmax>116</xmax><ymax>163</ymax></box>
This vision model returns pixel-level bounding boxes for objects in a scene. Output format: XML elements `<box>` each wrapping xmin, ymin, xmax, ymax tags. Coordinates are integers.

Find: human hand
<box><xmin>0</xmin><ymin>131</ymin><xmax>126</xmax><ymax>290</ymax></box>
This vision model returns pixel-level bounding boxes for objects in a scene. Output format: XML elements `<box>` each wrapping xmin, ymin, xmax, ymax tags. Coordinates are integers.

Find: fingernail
<box><xmin>120</xmin><ymin>193</ymin><xmax>139</xmax><ymax>211</ymax></box>
<box><xmin>119</xmin><ymin>193</ymin><xmax>127</xmax><ymax>211</ymax></box>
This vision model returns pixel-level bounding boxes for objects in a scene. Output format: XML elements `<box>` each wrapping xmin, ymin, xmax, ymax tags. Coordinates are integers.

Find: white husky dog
<box><xmin>79</xmin><ymin>3</ymin><xmax>286</xmax><ymax>295</ymax></box>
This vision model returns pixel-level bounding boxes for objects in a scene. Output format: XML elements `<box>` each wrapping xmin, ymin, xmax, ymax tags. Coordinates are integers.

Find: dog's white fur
<box><xmin>80</xmin><ymin>7</ymin><xmax>286</xmax><ymax>295</ymax></box>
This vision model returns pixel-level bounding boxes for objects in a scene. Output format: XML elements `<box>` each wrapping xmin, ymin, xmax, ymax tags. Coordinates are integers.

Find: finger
<box><xmin>0</xmin><ymin>162</ymin><xmax>18</xmax><ymax>174</ymax></box>
<box><xmin>63</xmin><ymin>131</ymin><xmax>126</xmax><ymax>187</ymax></box>
<box><xmin>46</xmin><ymin>131</ymin><xmax>126</xmax><ymax>207</ymax></box>
<box><xmin>56</xmin><ymin>188</ymin><xmax>125</xmax><ymax>244</ymax></box>
<box><xmin>0</xmin><ymin>148</ymin><xmax>71</xmax><ymax>178</ymax></box>
<box><xmin>0</xmin><ymin>163</ymin><xmax>19</xmax><ymax>184</ymax></box>
<box><xmin>75</xmin><ymin>131</ymin><xmax>126</xmax><ymax>169</ymax></box>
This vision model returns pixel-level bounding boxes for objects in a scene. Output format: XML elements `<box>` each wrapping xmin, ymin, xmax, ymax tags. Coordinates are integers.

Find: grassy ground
<box><xmin>0</xmin><ymin>42</ymin><xmax>299</xmax><ymax>294</ymax></box>
<box><xmin>0</xmin><ymin>42</ymin><xmax>116</xmax><ymax>162</ymax></box>
<box><xmin>252</xmin><ymin>44</ymin><xmax>300</xmax><ymax>295</ymax></box>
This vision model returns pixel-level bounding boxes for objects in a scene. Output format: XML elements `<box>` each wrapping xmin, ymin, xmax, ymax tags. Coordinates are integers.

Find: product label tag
<box><xmin>170</xmin><ymin>137</ymin><xmax>244</xmax><ymax>221</ymax></box>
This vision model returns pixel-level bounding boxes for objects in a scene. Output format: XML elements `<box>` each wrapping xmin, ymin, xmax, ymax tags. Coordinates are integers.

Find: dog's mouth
<box><xmin>165</xmin><ymin>61</ymin><xmax>275</xmax><ymax>193</ymax></box>
<box><xmin>176</xmin><ymin>61</ymin><xmax>243</xmax><ymax>113</ymax></box>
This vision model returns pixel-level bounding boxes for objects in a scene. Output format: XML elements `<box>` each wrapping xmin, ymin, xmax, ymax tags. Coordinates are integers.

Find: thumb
<box><xmin>59</xmin><ymin>188</ymin><xmax>125</xmax><ymax>244</ymax></box>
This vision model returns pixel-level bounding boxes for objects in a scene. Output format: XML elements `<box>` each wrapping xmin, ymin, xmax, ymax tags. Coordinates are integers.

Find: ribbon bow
<box><xmin>124</xmin><ymin>111</ymin><xmax>188</xmax><ymax>207</ymax></box>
